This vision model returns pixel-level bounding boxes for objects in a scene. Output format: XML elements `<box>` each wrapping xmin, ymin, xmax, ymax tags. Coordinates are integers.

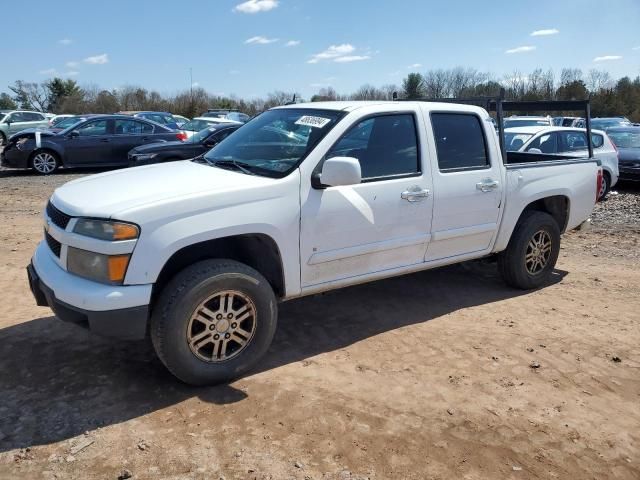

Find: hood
<box><xmin>50</xmin><ymin>160</ymin><xmax>279</xmax><ymax>219</ymax></box>
<box><xmin>130</xmin><ymin>140</ymin><xmax>190</xmax><ymax>154</ymax></box>
<box><xmin>9</xmin><ymin>128</ymin><xmax>57</xmax><ymax>140</ymax></box>
<box><xmin>617</xmin><ymin>147</ymin><xmax>640</xmax><ymax>163</ymax></box>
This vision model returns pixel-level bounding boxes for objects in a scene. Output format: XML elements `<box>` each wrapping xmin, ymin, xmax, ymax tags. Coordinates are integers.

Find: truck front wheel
<box><xmin>151</xmin><ymin>259</ymin><xmax>278</xmax><ymax>385</ymax></box>
<box><xmin>498</xmin><ymin>211</ymin><xmax>560</xmax><ymax>290</ymax></box>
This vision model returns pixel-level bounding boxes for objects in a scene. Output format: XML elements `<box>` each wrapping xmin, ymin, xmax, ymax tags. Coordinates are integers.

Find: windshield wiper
<box><xmin>208</xmin><ymin>158</ymin><xmax>257</xmax><ymax>176</ymax></box>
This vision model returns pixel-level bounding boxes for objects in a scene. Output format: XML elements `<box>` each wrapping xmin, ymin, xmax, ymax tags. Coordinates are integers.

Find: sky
<box><xmin>2</xmin><ymin>0</ymin><xmax>640</xmax><ymax>99</ymax></box>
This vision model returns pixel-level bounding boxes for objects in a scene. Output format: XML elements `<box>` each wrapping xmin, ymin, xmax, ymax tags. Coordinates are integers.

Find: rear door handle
<box><xmin>401</xmin><ymin>186</ymin><xmax>430</xmax><ymax>202</ymax></box>
<box><xmin>100</xmin><ymin>138</ymin><xmax>110</xmax><ymax>143</ymax></box>
<box><xmin>476</xmin><ymin>179</ymin><xmax>499</xmax><ymax>192</ymax></box>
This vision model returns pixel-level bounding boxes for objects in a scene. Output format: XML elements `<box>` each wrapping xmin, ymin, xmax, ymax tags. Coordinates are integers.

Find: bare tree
<box><xmin>423</xmin><ymin>69</ymin><xmax>450</xmax><ymax>98</ymax></box>
<box><xmin>587</xmin><ymin>69</ymin><xmax>613</xmax><ymax>92</ymax></box>
<box><xmin>560</xmin><ymin>68</ymin><xmax>583</xmax><ymax>87</ymax></box>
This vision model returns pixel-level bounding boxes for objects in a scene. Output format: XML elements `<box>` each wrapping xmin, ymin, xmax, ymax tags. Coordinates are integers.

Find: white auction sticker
<box><xmin>295</xmin><ymin>115</ymin><xmax>331</xmax><ymax>128</ymax></box>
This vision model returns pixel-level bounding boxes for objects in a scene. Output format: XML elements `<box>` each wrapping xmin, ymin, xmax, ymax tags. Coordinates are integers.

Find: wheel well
<box><xmin>152</xmin><ymin>234</ymin><xmax>286</xmax><ymax>303</ymax></box>
<box><xmin>520</xmin><ymin>196</ymin><xmax>569</xmax><ymax>232</ymax></box>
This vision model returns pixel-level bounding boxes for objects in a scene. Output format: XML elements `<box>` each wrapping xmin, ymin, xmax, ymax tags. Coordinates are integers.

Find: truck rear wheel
<box><xmin>498</xmin><ymin>211</ymin><xmax>560</xmax><ymax>290</ymax></box>
<box><xmin>151</xmin><ymin>259</ymin><xmax>278</xmax><ymax>385</ymax></box>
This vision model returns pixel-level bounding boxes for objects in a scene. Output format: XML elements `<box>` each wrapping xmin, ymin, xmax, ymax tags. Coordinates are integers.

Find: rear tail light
<box><xmin>596</xmin><ymin>168</ymin><xmax>603</xmax><ymax>203</ymax></box>
<box><xmin>176</xmin><ymin>131</ymin><xmax>187</xmax><ymax>141</ymax></box>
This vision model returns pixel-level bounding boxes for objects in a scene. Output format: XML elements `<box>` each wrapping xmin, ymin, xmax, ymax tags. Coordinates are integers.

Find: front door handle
<box><xmin>401</xmin><ymin>186</ymin><xmax>430</xmax><ymax>202</ymax></box>
<box><xmin>476</xmin><ymin>179</ymin><xmax>499</xmax><ymax>192</ymax></box>
<box><xmin>100</xmin><ymin>138</ymin><xmax>110</xmax><ymax>143</ymax></box>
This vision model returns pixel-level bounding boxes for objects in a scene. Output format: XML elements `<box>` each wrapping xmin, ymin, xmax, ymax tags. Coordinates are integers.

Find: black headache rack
<box><xmin>393</xmin><ymin>89</ymin><xmax>594</xmax><ymax>164</ymax></box>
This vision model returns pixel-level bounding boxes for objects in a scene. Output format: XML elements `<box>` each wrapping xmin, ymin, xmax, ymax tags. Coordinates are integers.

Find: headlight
<box><xmin>73</xmin><ymin>219</ymin><xmax>139</xmax><ymax>241</ymax></box>
<box><xmin>67</xmin><ymin>247</ymin><xmax>130</xmax><ymax>284</ymax></box>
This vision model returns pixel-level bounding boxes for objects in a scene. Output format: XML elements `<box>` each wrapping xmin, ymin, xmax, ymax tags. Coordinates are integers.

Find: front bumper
<box><xmin>0</xmin><ymin>145</ymin><xmax>30</xmax><ymax>168</ymax></box>
<box><xmin>619</xmin><ymin>165</ymin><xmax>640</xmax><ymax>182</ymax></box>
<box><xmin>28</xmin><ymin>241</ymin><xmax>152</xmax><ymax>340</ymax></box>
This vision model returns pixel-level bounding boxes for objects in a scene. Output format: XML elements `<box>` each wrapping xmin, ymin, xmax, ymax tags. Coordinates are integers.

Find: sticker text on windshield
<box><xmin>295</xmin><ymin>116</ymin><xmax>332</xmax><ymax>129</ymax></box>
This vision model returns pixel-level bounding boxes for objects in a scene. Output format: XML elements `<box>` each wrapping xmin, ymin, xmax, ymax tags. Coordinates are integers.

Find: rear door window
<box><xmin>327</xmin><ymin>114</ymin><xmax>420</xmax><ymax>180</ymax></box>
<box><xmin>431</xmin><ymin>113</ymin><xmax>489</xmax><ymax>170</ymax></box>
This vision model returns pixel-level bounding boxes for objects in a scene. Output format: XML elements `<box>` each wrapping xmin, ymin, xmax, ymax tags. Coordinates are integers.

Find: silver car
<box><xmin>0</xmin><ymin>110</ymin><xmax>50</xmax><ymax>145</ymax></box>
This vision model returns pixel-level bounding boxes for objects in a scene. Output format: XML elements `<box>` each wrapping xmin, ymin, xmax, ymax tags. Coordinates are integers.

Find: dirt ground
<box><xmin>0</xmin><ymin>166</ymin><xmax>639</xmax><ymax>480</ymax></box>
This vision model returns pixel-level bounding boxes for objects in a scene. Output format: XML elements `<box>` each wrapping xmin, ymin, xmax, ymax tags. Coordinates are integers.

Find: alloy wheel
<box><xmin>525</xmin><ymin>230</ymin><xmax>552</xmax><ymax>275</ymax></box>
<box><xmin>187</xmin><ymin>290</ymin><xmax>257</xmax><ymax>362</ymax></box>
<box><xmin>32</xmin><ymin>152</ymin><xmax>57</xmax><ymax>174</ymax></box>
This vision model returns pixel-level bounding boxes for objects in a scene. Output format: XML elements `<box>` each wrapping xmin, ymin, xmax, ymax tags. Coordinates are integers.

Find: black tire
<box><xmin>498</xmin><ymin>211</ymin><xmax>561</xmax><ymax>290</ymax></box>
<box><xmin>151</xmin><ymin>259</ymin><xmax>278</xmax><ymax>385</ymax></box>
<box><xmin>30</xmin><ymin>150</ymin><xmax>60</xmax><ymax>175</ymax></box>
<box><xmin>0</xmin><ymin>131</ymin><xmax>6</xmax><ymax>146</ymax></box>
<box><xmin>598</xmin><ymin>171</ymin><xmax>611</xmax><ymax>201</ymax></box>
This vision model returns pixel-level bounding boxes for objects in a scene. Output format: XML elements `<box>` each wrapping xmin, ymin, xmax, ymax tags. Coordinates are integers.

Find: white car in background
<box><xmin>503</xmin><ymin>116</ymin><xmax>553</xmax><ymax>128</ymax></box>
<box><xmin>48</xmin><ymin>114</ymin><xmax>75</xmax><ymax>127</ymax></box>
<box><xmin>180</xmin><ymin>116</ymin><xmax>242</xmax><ymax>139</ymax></box>
<box><xmin>505</xmin><ymin>126</ymin><xmax>619</xmax><ymax>198</ymax></box>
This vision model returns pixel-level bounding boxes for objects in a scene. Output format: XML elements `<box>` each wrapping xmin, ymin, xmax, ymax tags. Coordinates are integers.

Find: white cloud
<box><xmin>65</xmin><ymin>71</ymin><xmax>79</xmax><ymax>76</ymax></box>
<box><xmin>632</xmin><ymin>46</ymin><xmax>640</xmax><ymax>51</ymax></box>
<box><xmin>285</xmin><ymin>40</ymin><xmax>300</xmax><ymax>47</ymax></box>
<box><xmin>245</xmin><ymin>36</ymin><xmax>278</xmax><ymax>44</ymax></box>
<box><xmin>233</xmin><ymin>0</ymin><xmax>278</xmax><ymax>14</ymax></box>
<box><xmin>593</xmin><ymin>55</ymin><xmax>623</xmax><ymax>62</ymax></box>
<box><xmin>530</xmin><ymin>28</ymin><xmax>559</xmax><ymax>36</ymax></box>
<box><xmin>310</xmin><ymin>82</ymin><xmax>331</xmax><ymax>88</ymax></box>
<box><xmin>307</xmin><ymin>44</ymin><xmax>356</xmax><ymax>64</ymax></box>
<box><xmin>66</xmin><ymin>61</ymin><xmax>79</xmax><ymax>68</ymax></box>
<box><xmin>58</xmin><ymin>38</ymin><xmax>72</xmax><ymax>45</ymax></box>
<box><xmin>408</xmin><ymin>63</ymin><xmax>422</xmax><ymax>69</ymax></box>
<box><xmin>333</xmin><ymin>55</ymin><xmax>370</xmax><ymax>63</ymax></box>
<box><xmin>229</xmin><ymin>69</ymin><xmax>240</xmax><ymax>75</ymax></box>
<box><xmin>192</xmin><ymin>82</ymin><xmax>200</xmax><ymax>87</ymax></box>
<box><xmin>84</xmin><ymin>53</ymin><xmax>109</xmax><ymax>64</ymax></box>
<box><xmin>39</xmin><ymin>68</ymin><xmax>57</xmax><ymax>75</ymax></box>
<box><xmin>505</xmin><ymin>45</ymin><xmax>536</xmax><ymax>54</ymax></box>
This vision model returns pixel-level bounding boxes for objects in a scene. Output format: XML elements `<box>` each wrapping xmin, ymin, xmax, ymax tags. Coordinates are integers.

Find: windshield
<box><xmin>504</xmin><ymin>132</ymin><xmax>534</xmax><ymax>151</ymax></box>
<box><xmin>504</xmin><ymin>119</ymin><xmax>551</xmax><ymax>128</ymax></box>
<box><xmin>608</xmin><ymin>131</ymin><xmax>640</xmax><ymax>149</ymax></box>
<box><xmin>0</xmin><ymin>113</ymin><xmax>5</xmax><ymax>122</ymax></box>
<box><xmin>53</xmin><ymin>117</ymin><xmax>84</xmax><ymax>129</ymax></box>
<box><xmin>202</xmin><ymin>108</ymin><xmax>344</xmax><ymax>177</ymax></box>
<box><xmin>592</xmin><ymin>119</ymin><xmax>631</xmax><ymax>130</ymax></box>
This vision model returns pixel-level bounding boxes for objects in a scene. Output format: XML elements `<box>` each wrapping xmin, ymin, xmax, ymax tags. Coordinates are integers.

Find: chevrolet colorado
<box><xmin>27</xmin><ymin>100</ymin><xmax>602</xmax><ymax>385</ymax></box>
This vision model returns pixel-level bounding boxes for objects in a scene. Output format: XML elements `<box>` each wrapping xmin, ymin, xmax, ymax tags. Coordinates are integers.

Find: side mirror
<box><xmin>527</xmin><ymin>148</ymin><xmax>542</xmax><ymax>154</ymax></box>
<box><xmin>319</xmin><ymin>156</ymin><xmax>361</xmax><ymax>187</ymax></box>
<box><xmin>68</xmin><ymin>130</ymin><xmax>80</xmax><ymax>138</ymax></box>
<box><xmin>204</xmin><ymin>140</ymin><xmax>218</xmax><ymax>148</ymax></box>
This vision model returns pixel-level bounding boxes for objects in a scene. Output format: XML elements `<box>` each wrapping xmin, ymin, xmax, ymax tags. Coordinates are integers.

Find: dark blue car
<box><xmin>608</xmin><ymin>127</ymin><xmax>640</xmax><ymax>182</ymax></box>
<box><xmin>1</xmin><ymin>114</ymin><xmax>182</xmax><ymax>174</ymax></box>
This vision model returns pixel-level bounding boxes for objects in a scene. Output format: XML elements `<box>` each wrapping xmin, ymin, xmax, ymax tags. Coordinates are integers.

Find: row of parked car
<box><xmin>0</xmin><ymin>108</ymin><xmax>251</xmax><ymax>173</ymax></box>
<box><xmin>1</xmin><ymin>108</ymin><xmax>639</xmax><ymax>198</ymax></box>
<box><xmin>501</xmin><ymin>115</ymin><xmax>640</xmax><ymax>197</ymax></box>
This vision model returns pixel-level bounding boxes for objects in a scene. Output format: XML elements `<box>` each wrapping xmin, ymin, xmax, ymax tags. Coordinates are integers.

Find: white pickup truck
<box><xmin>28</xmin><ymin>101</ymin><xmax>602</xmax><ymax>385</ymax></box>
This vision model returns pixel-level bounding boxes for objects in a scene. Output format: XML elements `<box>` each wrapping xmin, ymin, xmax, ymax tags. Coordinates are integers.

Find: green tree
<box><xmin>556</xmin><ymin>80</ymin><xmax>588</xmax><ymax>101</ymax></box>
<box><xmin>0</xmin><ymin>92</ymin><xmax>17</xmax><ymax>109</ymax></box>
<box><xmin>46</xmin><ymin>78</ymin><xmax>81</xmax><ymax>113</ymax></box>
<box><xmin>402</xmin><ymin>73</ymin><xmax>424</xmax><ymax>99</ymax></box>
